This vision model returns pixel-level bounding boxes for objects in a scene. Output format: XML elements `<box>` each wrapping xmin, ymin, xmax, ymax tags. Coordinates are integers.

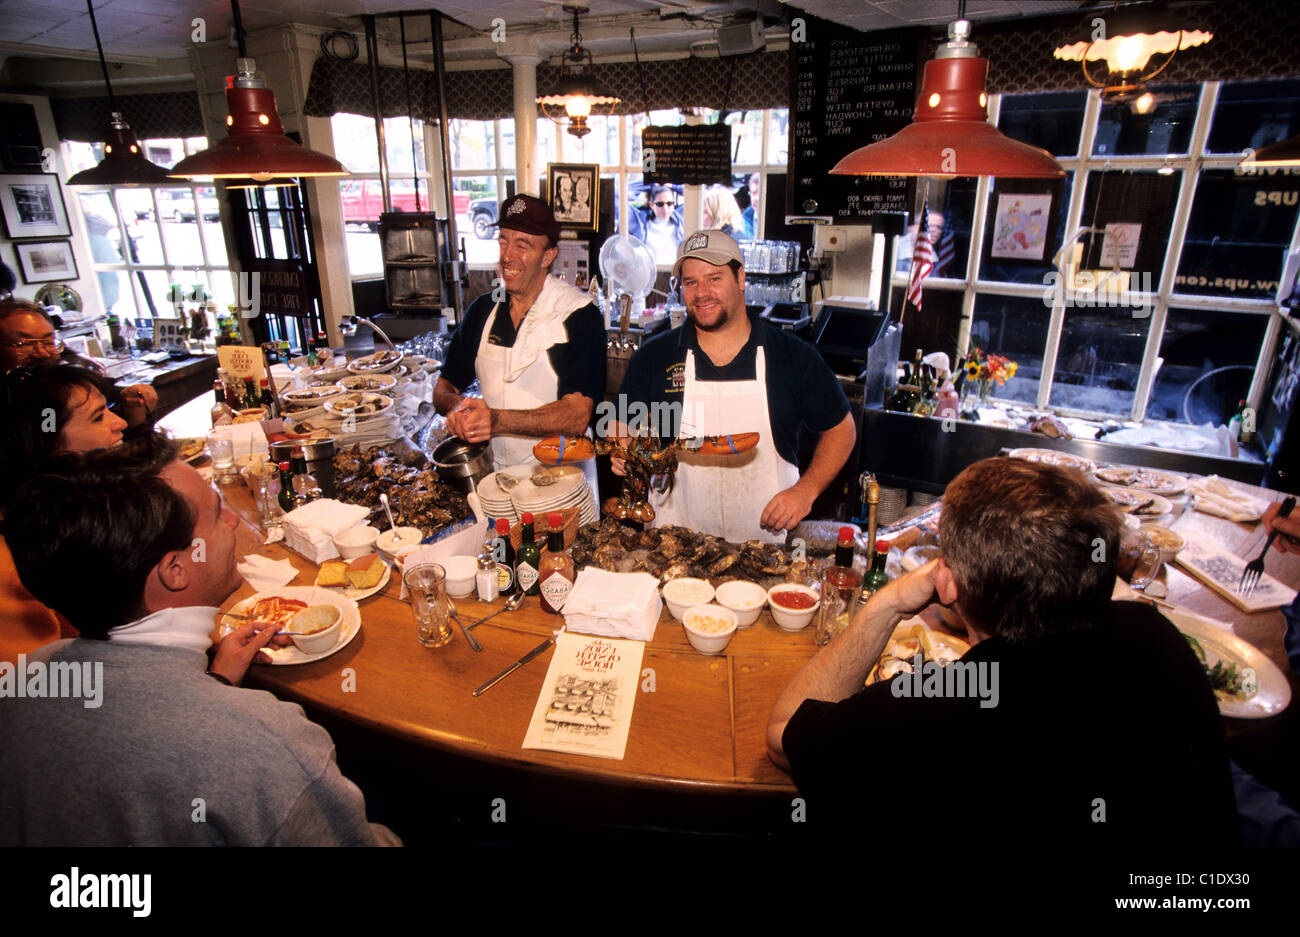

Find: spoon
<box><xmin>447</xmin><ymin>601</ymin><xmax>482</xmax><ymax>652</ymax></box>
<box><xmin>467</xmin><ymin>591</ymin><xmax>525</xmax><ymax>630</ymax></box>
<box><xmin>379</xmin><ymin>492</ymin><xmax>396</xmax><ymax>531</ymax></box>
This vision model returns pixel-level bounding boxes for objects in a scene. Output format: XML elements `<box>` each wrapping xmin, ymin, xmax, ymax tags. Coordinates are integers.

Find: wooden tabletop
<box><xmin>220</xmin><ymin>477</ymin><xmax>1299</xmax><ymax>795</ymax></box>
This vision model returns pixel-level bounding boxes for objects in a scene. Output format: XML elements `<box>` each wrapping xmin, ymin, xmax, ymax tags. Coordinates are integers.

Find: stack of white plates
<box><xmin>510</xmin><ymin>470</ymin><xmax>600</xmax><ymax>526</ymax></box>
<box><xmin>474</xmin><ymin>465</ymin><xmax>533</xmax><ymax>524</ymax></box>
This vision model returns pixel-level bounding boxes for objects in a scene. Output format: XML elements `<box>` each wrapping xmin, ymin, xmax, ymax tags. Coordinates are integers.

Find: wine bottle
<box><xmin>260</xmin><ymin>378</ymin><xmax>280</xmax><ymax>419</ymax></box>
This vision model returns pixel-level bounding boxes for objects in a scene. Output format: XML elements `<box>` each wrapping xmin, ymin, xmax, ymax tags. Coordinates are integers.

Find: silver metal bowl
<box><xmin>431</xmin><ymin>437</ymin><xmax>493</xmax><ymax>494</ymax></box>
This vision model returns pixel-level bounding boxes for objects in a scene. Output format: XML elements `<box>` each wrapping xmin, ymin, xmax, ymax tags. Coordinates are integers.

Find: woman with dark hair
<box><xmin>0</xmin><ymin>364</ymin><xmax>130</xmax><ymax>662</ymax></box>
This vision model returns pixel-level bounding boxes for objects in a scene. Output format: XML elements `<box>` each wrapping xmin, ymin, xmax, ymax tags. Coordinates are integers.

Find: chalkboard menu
<box><xmin>789</xmin><ymin>19</ymin><xmax>924</xmax><ymax>223</ymax></box>
<box><xmin>642</xmin><ymin>125</ymin><xmax>733</xmax><ymax>186</ymax></box>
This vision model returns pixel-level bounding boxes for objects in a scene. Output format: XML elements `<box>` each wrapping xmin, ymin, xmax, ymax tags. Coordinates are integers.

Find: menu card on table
<box><xmin>522</xmin><ymin>633</ymin><xmax>645</xmax><ymax>761</ymax></box>
<box><xmin>1175</xmin><ymin>533</ymin><xmax>1298</xmax><ymax>612</ymax></box>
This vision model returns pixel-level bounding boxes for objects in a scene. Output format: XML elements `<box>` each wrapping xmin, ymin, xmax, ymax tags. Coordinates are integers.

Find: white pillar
<box><xmin>503</xmin><ymin>53</ymin><xmax>542</xmax><ymax>196</ymax></box>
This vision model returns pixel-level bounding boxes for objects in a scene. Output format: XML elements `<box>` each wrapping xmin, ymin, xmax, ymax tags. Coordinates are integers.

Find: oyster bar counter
<box><xmin>215</xmin><ymin>441</ymin><xmax>1298</xmax><ymax>825</ymax></box>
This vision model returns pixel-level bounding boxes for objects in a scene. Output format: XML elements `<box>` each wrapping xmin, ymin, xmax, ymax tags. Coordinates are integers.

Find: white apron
<box><xmin>474</xmin><ymin>276</ymin><xmax>599</xmax><ymax>499</ymax></box>
<box><xmin>651</xmin><ymin>346</ymin><xmax>799</xmax><ymax>544</ymax></box>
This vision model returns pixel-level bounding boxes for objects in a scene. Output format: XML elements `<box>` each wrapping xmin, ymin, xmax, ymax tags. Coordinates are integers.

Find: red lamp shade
<box><xmin>67</xmin><ymin>114</ymin><xmax>172</xmax><ymax>186</ymax></box>
<box><xmin>831</xmin><ymin>21</ymin><xmax>1063</xmax><ymax>179</ymax></box>
<box><xmin>170</xmin><ymin>59</ymin><xmax>347</xmax><ymax>182</ymax></box>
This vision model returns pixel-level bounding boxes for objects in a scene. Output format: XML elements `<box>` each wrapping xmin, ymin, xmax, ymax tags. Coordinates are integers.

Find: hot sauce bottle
<box><xmin>515</xmin><ymin>512</ymin><xmax>541</xmax><ymax>596</ymax></box>
<box><xmin>495</xmin><ymin>517</ymin><xmax>516</xmax><ymax>594</ymax></box>
<box><xmin>538</xmin><ymin>513</ymin><xmax>575</xmax><ymax>614</ymax></box>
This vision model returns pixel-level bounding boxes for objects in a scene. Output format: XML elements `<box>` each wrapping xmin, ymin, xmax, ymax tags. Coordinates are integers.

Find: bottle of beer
<box><xmin>494</xmin><ymin>517</ymin><xmax>516</xmax><ymax>594</ymax></box>
<box><xmin>277</xmin><ymin>461</ymin><xmax>296</xmax><ymax>513</ymax></box>
<box><xmin>538</xmin><ymin>514</ymin><xmax>575</xmax><ymax>614</ymax></box>
<box><xmin>515</xmin><ymin>512</ymin><xmax>541</xmax><ymax>597</ymax></box>
<box><xmin>260</xmin><ymin>378</ymin><xmax>279</xmax><ymax>419</ymax></box>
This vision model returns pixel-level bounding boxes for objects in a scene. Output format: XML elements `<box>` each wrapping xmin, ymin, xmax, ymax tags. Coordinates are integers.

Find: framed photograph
<box><xmin>547</xmin><ymin>163</ymin><xmax>599</xmax><ymax>230</ymax></box>
<box><xmin>15</xmin><ymin>240</ymin><xmax>78</xmax><ymax>283</ymax></box>
<box><xmin>0</xmin><ymin>173</ymin><xmax>71</xmax><ymax>239</ymax></box>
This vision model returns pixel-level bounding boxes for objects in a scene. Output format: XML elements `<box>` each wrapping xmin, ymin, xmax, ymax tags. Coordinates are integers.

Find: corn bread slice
<box><xmin>318</xmin><ymin>560</ymin><xmax>349</xmax><ymax>587</ymax></box>
<box><xmin>346</xmin><ymin>553</ymin><xmax>385</xmax><ymax>589</ymax></box>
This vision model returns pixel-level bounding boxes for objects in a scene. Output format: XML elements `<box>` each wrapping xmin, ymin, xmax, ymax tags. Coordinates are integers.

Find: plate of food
<box><xmin>313</xmin><ymin>553</ymin><xmax>391</xmax><ymax>600</ymax></box>
<box><xmin>1100</xmin><ymin>485</ymin><xmax>1173</xmax><ymax>517</ymax></box>
<box><xmin>867</xmin><ymin>619</ymin><xmax>971</xmax><ymax>685</ymax></box>
<box><xmin>177</xmin><ymin>437</ymin><xmax>206</xmax><ymax>463</ymax></box>
<box><xmin>1095</xmin><ymin>465</ymin><xmax>1187</xmax><ymax>495</ymax></box>
<box><xmin>347</xmin><ymin>349</ymin><xmax>402</xmax><ymax>373</ymax></box>
<box><xmin>322</xmin><ymin>391</ymin><xmax>395</xmax><ymax>420</ymax></box>
<box><xmin>1164</xmin><ymin>609</ymin><xmax>1290</xmax><ymax>718</ymax></box>
<box><xmin>339</xmin><ymin>372</ymin><xmax>398</xmax><ymax>392</ymax></box>
<box><xmin>217</xmin><ymin>586</ymin><xmax>361</xmax><ymax>665</ymax></box>
<box><xmin>281</xmin><ymin>384</ymin><xmax>343</xmax><ymax>408</ymax></box>
<box><xmin>1007</xmin><ymin>448</ymin><xmax>1095</xmax><ymax>475</ymax></box>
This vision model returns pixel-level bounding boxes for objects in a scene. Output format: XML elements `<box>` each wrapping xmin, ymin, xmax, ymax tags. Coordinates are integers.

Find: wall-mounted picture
<box><xmin>15</xmin><ymin>240</ymin><xmax>78</xmax><ymax>283</ymax></box>
<box><xmin>990</xmin><ymin>193</ymin><xmax>1054</xmax><ymax>261</ymax></box>
<box><xmin>547</xmin><ymin>163</ymin><xmax>599</xmax><ymax>230</ymax></box>
<box><xmin>0</xmin><ymin>173</ymin><xmax>71</xmax><ymax>239</ymax></box>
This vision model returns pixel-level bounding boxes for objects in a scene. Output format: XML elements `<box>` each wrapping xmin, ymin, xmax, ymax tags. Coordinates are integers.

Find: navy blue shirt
<box><xmin>441</xmin><ymin>290</ymin><xmax>606</xmax><ymax>405</ymax></box>
<box><xmin>617</xmin><ymin>309</ymin><xmax>850</xmax><ymax>465</ymax></box>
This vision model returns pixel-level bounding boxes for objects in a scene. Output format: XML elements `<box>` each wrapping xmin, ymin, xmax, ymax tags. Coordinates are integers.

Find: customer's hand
<box><xmin>209</xmin><ymin>621</ymin><xmax>286</xmax><ymax>685</ymax></box>
<box><xmin>1263</xmin><ymin>500</ymin><xmax>1300</xmax><ymax>555</ymax></box>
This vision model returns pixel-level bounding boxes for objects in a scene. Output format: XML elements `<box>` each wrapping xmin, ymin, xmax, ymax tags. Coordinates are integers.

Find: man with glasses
<box><xmin>630</xmin><ymin>185</ymin><xmax>684</xmax><ymax>266</ymax></box>
<box><xmin>0</xmin><ymin>299</ymin><xmax>156</xmax><ymax>428</ymax></box>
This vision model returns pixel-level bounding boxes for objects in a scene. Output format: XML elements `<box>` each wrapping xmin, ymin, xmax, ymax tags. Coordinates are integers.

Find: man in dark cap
<box><xmin>434</xmin><ymin>194</ymin><xmax>605</xmax><ymax>487</ymax></box>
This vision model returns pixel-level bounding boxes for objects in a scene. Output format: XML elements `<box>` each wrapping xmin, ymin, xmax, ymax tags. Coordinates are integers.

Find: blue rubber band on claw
<box><xmin>727</xmin><ymin>435</ymin><xmax>736</xmax><ymax>454</ymax></box>
<box><xmin>557</xmin><ymin>436</ymin><xmax>566</xmax><ymax>463</ymax></box>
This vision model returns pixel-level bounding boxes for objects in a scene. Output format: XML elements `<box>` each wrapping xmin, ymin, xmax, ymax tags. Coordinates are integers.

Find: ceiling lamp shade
<box><xmin>68</xmin><ymin>112</ymin><xmax>172</xmax><ymax>186</ymax></box>
<box><xmin>536</xmin><ymin>5</ymin><xmax>620</xmax><ymax>139</ymax></box>
<box><xmin>1053</xmin><ymin>3</ymin><xmax>1211</xmax><ymax>101</ymax></box>
<box><xmin>169</xmin><ymin>58</ymin><xmax>348</xmax><ymax>182</ymax></box>
<box><xmin>831</xmin><ymin>20</ymin><xmax>1063</xmax><ymax>179</ymax></box>
<box><xmin>1243</xmin><ymin>134</ymin><xmax>1300</xmax><ymax>169</ymax></box>
<box><xmin>67</xmin><ymin>0</ymin><xmax>172</xmax><ymax>186</ymax></box>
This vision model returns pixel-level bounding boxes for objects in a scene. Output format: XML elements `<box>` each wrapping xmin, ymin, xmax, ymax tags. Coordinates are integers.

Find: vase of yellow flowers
<box><xmin>959</xmin><ymin>347</ymin><xmax>1017</xmax><ymax>410</ymax></box>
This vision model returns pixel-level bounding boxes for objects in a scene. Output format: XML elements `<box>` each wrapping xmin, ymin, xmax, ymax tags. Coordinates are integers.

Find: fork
<box><xmin>1239</xmin><ymin>496</ymin><xmax>1295</xmax><ymax>597</ymax></box>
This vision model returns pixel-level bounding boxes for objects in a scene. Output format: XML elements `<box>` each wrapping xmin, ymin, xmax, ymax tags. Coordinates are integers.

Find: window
<box><xmin>61</xmin><ymin>136</ymin><xmax>236</xmax><ymax>323</ymax></box>
<box><xmin>889</xmin><ymin>81</ymin><xmax>1300</xmax><ymax>426</ymax></box>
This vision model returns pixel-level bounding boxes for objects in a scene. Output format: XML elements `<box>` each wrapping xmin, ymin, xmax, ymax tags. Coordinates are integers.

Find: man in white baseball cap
<box><xmin>616</xmin><ymin>229</ymin><xmax>856</xmax><ymax>542</ymax></box>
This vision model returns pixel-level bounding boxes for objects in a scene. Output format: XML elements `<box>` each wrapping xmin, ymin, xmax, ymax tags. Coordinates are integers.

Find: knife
<box><xmin>472</xmin><ymin>631</ymin><xmax>560</xmax><ymax>697</ymax></box>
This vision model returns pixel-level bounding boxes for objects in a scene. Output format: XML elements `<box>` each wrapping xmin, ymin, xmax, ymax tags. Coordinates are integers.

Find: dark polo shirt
<box><xmin>616</xmin><ymin>309</ymin><xmax>849</xmax><ymax>465</ymax></box>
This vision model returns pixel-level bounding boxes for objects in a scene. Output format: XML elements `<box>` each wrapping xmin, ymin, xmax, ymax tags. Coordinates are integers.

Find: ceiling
<box><xmin>0</xmin><ymin>0</ymin><xmax>1084</xmax><ymax>65</ymax></box>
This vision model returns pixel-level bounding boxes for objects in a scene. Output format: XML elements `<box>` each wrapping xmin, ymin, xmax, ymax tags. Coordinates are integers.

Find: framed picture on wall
<box><xmin>15</xmin><ymin>240</ymin><xmax>78</xmax><ymax>283</ymax></box>
<box><xmin>0</xmin><ymin>173</ymin><xmax>71</xmax><ymax>239</ymax></box>
<box><xmin>547</xmin><ymin>163</ymin><xmax>599</xmax><ymax>230</ymax></box>
<box><xmin>989</xmin><ymin>192</ymin><xmax>1054</xmax><ymax>261</ymax></box>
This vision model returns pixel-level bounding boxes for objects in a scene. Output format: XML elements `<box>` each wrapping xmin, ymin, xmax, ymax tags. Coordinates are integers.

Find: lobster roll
<box><xmin>695</xmin><ymin>432</ymin><xmax>760</xmax><ymax>456</ymax></box>
<box><xmin>532</xmin><ymin>434</ymin><xmax>597</xmax><ymax>465</ymax></box>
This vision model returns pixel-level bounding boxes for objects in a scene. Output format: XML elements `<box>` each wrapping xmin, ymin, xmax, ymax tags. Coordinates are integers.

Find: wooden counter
<box><xmin>220</xmin><ymin>479</ymin><xmax>1299</xmax><ymax>801</ymax></box>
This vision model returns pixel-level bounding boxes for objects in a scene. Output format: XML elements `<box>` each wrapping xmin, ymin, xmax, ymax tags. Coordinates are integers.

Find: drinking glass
<box><xmin>1118</xmin><ymin>531</ymin><xmax>1163</xmax><ymax>591</ymax></box>
<box><xmin>206</xmin><ymin>433</ymin><xmax>237</xmax><ymax>482</ymax></box>
<box><xmin>404</xmin><ymin>563</ymin><xmax>453</xmax><ymax>648</ymax></box>
<box><xmin>814</xmin><ymin>566</ymin><xmax>859</xmax><ymax>646</ymax></box>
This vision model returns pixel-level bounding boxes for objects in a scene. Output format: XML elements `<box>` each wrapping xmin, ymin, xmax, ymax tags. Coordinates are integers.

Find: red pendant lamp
<box><xmin>169</xmin><ymin>1</ymin><xmax>347</xmax><ymax>182</ymax></box>
<box><xmin>831</xmin><ymin>19</ymin><xmax>1063</xmax><ymax>179</ymax></box>
<box><xmin>67</xmin><ymin>1</ymin><xmax>171</xmax><ymax>186</ymax></box>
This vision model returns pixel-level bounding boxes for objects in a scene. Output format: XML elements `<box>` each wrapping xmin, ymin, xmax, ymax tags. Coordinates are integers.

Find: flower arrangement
<box><xmin>960</xmin><ymin>347</ymin><xmax>1018</xmax><ymax>386</ymax></box>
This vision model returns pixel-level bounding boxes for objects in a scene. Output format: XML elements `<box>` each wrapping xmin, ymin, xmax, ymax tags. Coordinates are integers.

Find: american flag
<box><xmin>906</xmin><ymin>196</ymin><xmax>936</xmax><ymax>311</ymax></box>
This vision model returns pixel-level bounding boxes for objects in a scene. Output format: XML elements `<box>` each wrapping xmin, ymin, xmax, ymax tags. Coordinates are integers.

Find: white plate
<box><xmin>220</xmin><ymin>586</ymin><xmax>361</xmax><ymax>666</ymax></box>
<box><xmin>347</xmin><ymin>350</ymin><xmax>403</xmax><ymax>373</ymax></box>
<box><xmin>323</xmin><ymin>391</ymin><xmax>395</xmax><ymax>418</ymax></box>
<box><xmin>1164</xmin><ymin>609</ymin><xmax>1291</xmax><ymax>719</ymax></box>
<box><xmin>309</xmin><ymin>365</ymin><xmax>350</xmax><ymax>384</ymax></box>
<box><xmin>1100</xmin><ymin>486</ymin><xmax>1172</xmax><ymax>517</ymax></box>
<box><xmin>1094</xmin><ymin>465</ymin><xmax>1187</xmax><ymax>496</ymax></box>
<box><xmin>314</xmin><ymin>559</ymin><xmax>392</xmax><ymax>600</ymax></box>
<box><xmin>281</xmin><ymin>385</ymin><xmax>343</xmax><ymax>405</ymax></box>
<box><xmin>338</xmin><ymin>372</ymin><xmax>398</xmax><ymax>392</ymax></box>
<box><xmin>1007</xmin><ymin>447</ymin><xmax>1095</xmax><ymax>474</ymax></box>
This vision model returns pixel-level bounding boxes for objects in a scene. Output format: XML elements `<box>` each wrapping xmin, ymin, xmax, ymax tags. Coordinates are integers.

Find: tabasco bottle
<box><xmin>515</xmin><ymin>512</ymin><xmax>541</xmax><ymax>596</ymax></box>
<box><xmin>538</xmin><ymin>513</ymin><xmax>574</xmax><ymax>614</ymax></box>
<box><xmin>495</xmin><ymin>518</ymin><xmax>516</xmax><ymax>594</ymax></box>
<box><xmin>859</xmin><ymin>539</ymin><xmax>892</xmax><ymax>605</ymax></box>
<box><xmin>276</xmin><ymin>461</ymin><xmax>296</xmax><ymax>513</ymax></box>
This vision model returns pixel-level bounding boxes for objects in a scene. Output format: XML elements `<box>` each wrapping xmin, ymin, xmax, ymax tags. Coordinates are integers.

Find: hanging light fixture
<box><xmin>1053</xmin><ymin>1</ymin><xmax>1212</xmax><ymax>103</ymax></box>
<box><xmin>67</xmin><ymin>0</ymin><xmax>171</xmax><ymax>186</ymax></box>
<box><xmin>1242</xmin><ymin>135</ymin><xmax>1300</xmax><ymax>169</ymax></box>
<box><xmin>536</xmin><ymin>5</ymin><xmax>620</xmax><ymax>139</ymax></box>
<box><xmin>169</xmin><ymin>0</ymin><xmax>348</xmax><ymax>182</ymax></box>
<box><xmin>831</xmin><ymin>19</ymin><xmax>1064</xmax><ymax>178</ymax></box>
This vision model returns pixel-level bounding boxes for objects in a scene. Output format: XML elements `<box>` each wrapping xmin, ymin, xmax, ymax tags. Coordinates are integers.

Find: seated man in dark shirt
<box><xmin>768</xmin><ymin>457</ymin><xmax>1238</xmax><ymax>846</ymax></box>
<box><xmin>434</xmin><ymin>195</ymin><xmax>605</xmax><ymax>494</ymax></box>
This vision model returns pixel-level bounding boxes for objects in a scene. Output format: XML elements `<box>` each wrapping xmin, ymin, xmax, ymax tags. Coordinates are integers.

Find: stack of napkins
<box><xmin>1186</xmin><ymin>476</ymin><xmax>1269</xmax><ymax>522</ymax></box>
<box><xmin>281</xmin><ymin>499</ymin><xmax>370</xmax><ymax>563</ymax></box>
<box><xmin>561</xmin><ymin>568</ymin><xmax>662</xmax><ymax>641</ymax></box>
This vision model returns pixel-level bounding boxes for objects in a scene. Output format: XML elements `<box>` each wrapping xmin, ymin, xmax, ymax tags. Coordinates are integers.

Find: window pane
<box><xmin>449</xmin><ymin>119</ymin><xmax>495</xmax><ymax>171</ymax></box>
<box><xmin>1147</xmin><ymin>308</ymin><xmax>1269</xmax><ymax>424</ymax></box>
<box><xmin>156</xmin><ymin>186</ymin><xmax>212</xmax><ymax>265</ymax></box>
<box><xmin>897</xmin><ymin>177</ymin><xmax>978</xmax><ymax>279</ymax></box>
<box><xmin>726</xmin><ymin>110</ymin><xmax>764</xmax><ymax>166</ymax></box>
<box><xmin>201</xmin><ymin>204</ymin><xmax>229</xmax><ymax>266</ymax></box>
<box><xmin>384</xmin><ymin>116</ymin><xmax>425</xmax><ymax>175</ymax></box>
<box><xmin>457</xmin><ymin>174</ymin><xmax>502</xmax><ymax>265</ymax></box>
<box><xmin>1207</xmin><ymin>78</ymin><xmax>1300</xmax><ymax>154</ymax></box>
<box><xmin>1076</xmin><ymin>170</ymin><xmax>1179</xmax><ymax>283</ymax></box>
<box><xmin>133</xmin><ymin>269</ymin><xmax>171</xmax><ymax>320</ymax></box>
<box><xmin>1176</xmin><ymin>169</ymin><xmax>1299</xmax><ymax>299</ymax></box>
<box><xmin>331</xmin><ymin>114</ymin><xmax>380</xmax><ymax>173</ymax></box>
<box><xmin>1048</xmin><ymin>307</ymin><xmax>1152</xmax><ymax>416</ymax></box>
<box><xmin>536</xmin><ymin>119</ymin><xmax>560</xmax><ymax>180</ymax></box>
<box><xmin>96</xmin><ymin>269</ymin><xmax>133</xmax><ymax>318</ymax></box>
<box><xmin>499</xmin><ymin>118</ymin><xmax>515</xmax><ymax>169</ymax></box>
<box><xmin>571</xmin><ymin>114</ymin><xmax>619</xmax><ymax>167</ymax></box>
<box><xmin>998</xmin><ymin>91</ymin><xmax>1086</xmax><ymax>157</ymax></box>
<box><xmin>979</xmin><ymin>174</ymin><xmax>1074</xmax><ymax>283</ymax></box>
<box><xmin>112</xmin><ymin>189</ymin><xmax>163</xmax><ymax>265</ymax></box>
<box><xmin>387</xmin><ymin>177</ymin><xmax>431</xmax><ymax>213</ymax></box>
<box><xmin>970</xmin><ymin>293</ymin><xmax>1048</xmax><ymax>405</ymax></box>
<box><xmin>1093</xmin><ymin>84</ymin><xmax>1199</xmax><ymax>156</ymax></box>
<box><xmin>768</xmin><ymin>109</ymin><xmax>788</xmax><ymax>165</ymax></box>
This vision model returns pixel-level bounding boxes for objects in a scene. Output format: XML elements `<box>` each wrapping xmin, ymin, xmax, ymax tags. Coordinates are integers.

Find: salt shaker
<box><xmin>476</xmin><ymin>551</ymin><xmax>500</xmax><ymax>602</ymax></box>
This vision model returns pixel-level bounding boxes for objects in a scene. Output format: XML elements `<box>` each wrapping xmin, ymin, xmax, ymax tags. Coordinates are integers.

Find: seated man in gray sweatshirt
<box><xmin>0</xmin><ymin>435</ymin><xmax>398</xmax><ymax>846</ymax></box>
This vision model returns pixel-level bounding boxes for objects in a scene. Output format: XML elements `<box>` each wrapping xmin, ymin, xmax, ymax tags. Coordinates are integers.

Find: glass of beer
<box><xmin>403</xmin><ymin>563</ymin><xmax>453</xmax><ymax>648</ymax></box>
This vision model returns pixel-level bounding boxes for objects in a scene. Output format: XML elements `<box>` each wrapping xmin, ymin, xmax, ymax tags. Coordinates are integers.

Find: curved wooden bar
<box><xmin>220</xmin><ymin>480</ymin><xmax>1299</xmax><ymax>799</ymax></box>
